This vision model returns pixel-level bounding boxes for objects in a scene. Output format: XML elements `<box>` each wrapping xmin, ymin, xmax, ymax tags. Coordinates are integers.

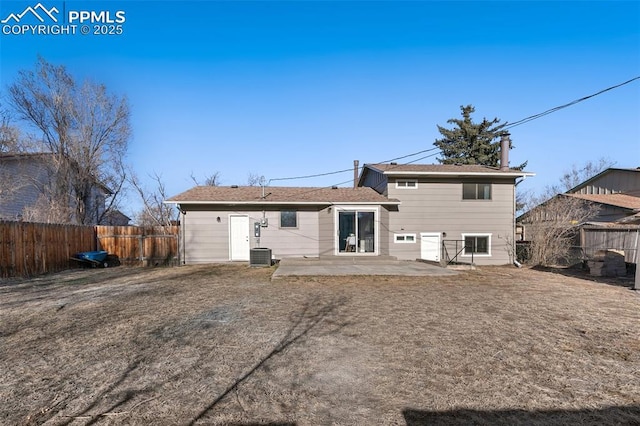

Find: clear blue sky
<box><xmin>1</xmin><ymin>1</ymin><xmax>639</xmax><ymax>218</ymax></box>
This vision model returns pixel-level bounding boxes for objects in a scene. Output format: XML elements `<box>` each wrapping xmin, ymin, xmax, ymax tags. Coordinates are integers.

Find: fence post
<box><xmin>139</xmin><ymin>235</ymin><xmax>144</xmax><ymax>266</ymax></box>
<box><xmin>634</xmin><ymin>231</ymin><xmax>639</xmax><ymax>291</ymax></box>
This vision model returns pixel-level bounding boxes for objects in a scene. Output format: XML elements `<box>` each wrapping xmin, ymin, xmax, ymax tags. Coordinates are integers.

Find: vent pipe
<box><xmin>353</xmin><ymin>160</ymin><xmax>360</xmax><ymax>188</ymax></box>
<box><xmin>500</xmin><ymin>133</ymin><xmax>510</xmax><ymax>171</ymax></box>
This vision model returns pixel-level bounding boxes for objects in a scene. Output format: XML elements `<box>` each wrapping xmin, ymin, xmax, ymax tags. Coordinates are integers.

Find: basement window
<box><xmin>394</xmin><ymin>233</ymin><xmax>416</xmax><ymax>243</ymax></box>
<box><xmin>462</xmin><ymin>233</ymin><xmax>491</xmax><ymax>256</ymax></box>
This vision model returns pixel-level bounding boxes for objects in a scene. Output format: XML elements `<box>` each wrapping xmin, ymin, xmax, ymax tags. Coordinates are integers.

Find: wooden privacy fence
<box><xmin>0</xmin><ymin>222</ymin><xmax>180</xmax><ymax>278</ymax></box>
<box><xmin>96</xmin><ymin>225</ymin><xmax>180</xmax><ymax>267</ymax></box>
<box><xmin>580</xmin><ymin>224</ymin><xmax>639</xmax><ymax>264</ymax></box>
<box><xmin>0</xmin><ymin>221</ymin><xmax>96</xmax><ymax>278</ymax></box>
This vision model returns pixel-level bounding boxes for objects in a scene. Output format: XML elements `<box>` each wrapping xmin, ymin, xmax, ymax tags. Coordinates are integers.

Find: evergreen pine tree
<box><xmin>434</xmin><ymin>105</ymin><xmax>526</xmax><ymax>170</ymax></box>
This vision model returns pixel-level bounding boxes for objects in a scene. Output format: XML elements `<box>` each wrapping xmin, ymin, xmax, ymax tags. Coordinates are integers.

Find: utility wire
<box><xmin>269</xmin><ymin>147</ymin><xmax>440</xmax><ymax>182</ymax></box>
<box><xmin>269</xmin><ymin>76</ymin><xmax>639</xmax><ymax>185</ymax></box>
<box><xmin>504</xmin><ymin>76</ymin><xmax>640</xmax><ymax>130</ymax></box>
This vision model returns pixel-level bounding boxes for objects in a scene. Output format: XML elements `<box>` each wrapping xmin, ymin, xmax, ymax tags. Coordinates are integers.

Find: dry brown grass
<box><xmin>1</xmin><ymin>264</ymin><xmax>639</xmax><ymax>425</ymax></box>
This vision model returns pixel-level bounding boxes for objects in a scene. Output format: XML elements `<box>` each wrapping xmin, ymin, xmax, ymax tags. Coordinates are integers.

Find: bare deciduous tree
<box><xmin>0</xmin><ymin>110</ymin><xmax>38</xmax><ymax>219</ymax></box>
<box><xmin>247</xmin><ymin>173</ymin><xmax>265</xmax><ymax>187</ymax></box>
<box><xmin>517</xmin><ymin>158</ymin><xmax>614</xmax><ymax>265</ymax></box>
<box><xmin>552</xmin><ymin>157</ymin><xmax>616</xmax><ymax>194</ymax></box>
<box><xmin>520</xmin><ymin>195</ymin><xmax>600</xmax><ymax>266</ymax></box>
<box><xmin>190</xmin><ymin>171</ymin><xmax>222</xmax><ymax>187</ymax></box>
<box><xmin>0</xmin><ymin>108</ymin><xmax>22</xmax><ymax>153</ymax></box>
<box><xmin>130</xmin><ymin>172</ymin><xmax>177</xmax><ymax>228</ymax></box>
<box><xmin>518</xmin><ymin>158</ymin><xmax>616</xmax><ymax>214</ymax></box>
<box><xmin>7</xmin><ymin>57</ymin><xmax>131</xmax><ymax>225</ymax></box>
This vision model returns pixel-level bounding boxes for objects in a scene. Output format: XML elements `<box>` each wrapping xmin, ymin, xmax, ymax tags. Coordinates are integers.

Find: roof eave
<box><xmin>164</xmin><ymin>200</ymin><xmax>401</xmax><ymax>206</ymax></box>
<box><xmin>383</xmin><ymin>171</ymin><xmax>535</xmax><ymax>178</ymax></box>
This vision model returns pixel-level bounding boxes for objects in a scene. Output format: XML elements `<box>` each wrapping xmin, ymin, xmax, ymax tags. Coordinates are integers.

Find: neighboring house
<box><xmin>517</xmin><ymin>167</ymin><xmax>640</xmax><ymax>264</ymax></box>
<box><xmin>166</xmin><ymin>148</ymin><xmax>533</xmax><ymax>265</ymax></box>
<box><xmin>518</xmin><ymin>167</ymin><xmax>640</xmax><ymax>228</ymax></box>
<box><xmin>100</xmin><ymin>209</ymin><xmax>131</xmax><ymax>226</ymax></box>
<box><xmin>565</xmin><ymin>193</ymin><xmax>640</xmax><ymax>223</ymax></box>
<box><xmin>567</xmin><ymin>167</ymin><xmax>640</xmax><ymax>196</ymax></box>
<box><xmin>0</xmin><ymin>152</ymin><xmax>110</xmax><ymax>224</ymax></box>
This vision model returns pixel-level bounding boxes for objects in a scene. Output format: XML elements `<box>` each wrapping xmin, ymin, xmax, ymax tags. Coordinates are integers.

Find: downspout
<box><xmin>634</xmin><ymin>229</ymin><xmax>639</xmax><ymax>290</ymax></box>
<box><xmin>179</xmin><ymin>205</ymin><xmax>186</xmax><ymax>265</ymax></box>
<box><xmin>512</xmin><ymin>188</ymin><xmax>522</xmax><ymax>268</ymax></box>
<box><xmin>514</xmin><ymin>174</ymin><xmax>528</xmax><ymax>267</ymax></box>
<box><xmin>500</xmin><ymin>133</ymin><xmax>520</xmax><ymax>266</ymax></box>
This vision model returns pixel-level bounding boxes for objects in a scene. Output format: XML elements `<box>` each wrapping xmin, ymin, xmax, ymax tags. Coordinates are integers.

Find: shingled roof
<box><xmin>566</xmin><ymin>193</ymin><xmax>640</xmax><ymax>211</ymax></box>
<box><xmin>166</xmin><ymin>186</ymin><xmax>400</xmax><ymax>205</ymax></box>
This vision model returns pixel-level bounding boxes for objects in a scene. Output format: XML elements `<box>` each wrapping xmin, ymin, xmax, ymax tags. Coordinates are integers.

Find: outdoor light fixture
<box><xmin>216</xmin><ymin>216</ymin><xmax>221</xmax><ymax>223</ymax></box>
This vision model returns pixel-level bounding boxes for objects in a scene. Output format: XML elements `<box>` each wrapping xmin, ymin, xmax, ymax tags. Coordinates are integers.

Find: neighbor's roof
<box><xmin>363</xmin><ymin>163</ymin><xmax>534</xmax><ymax>178</ymax></box>
<box><xmin>166</xmin><ymin>186</ymin><xmax>400</xmax><ymax>205</ymax></box>
<box><xmin>0</xmin><ymin>152</ymin><xmax>53</xmax><ymax>161</ymax></box>
<box><xmin>565</xmin><ymin>193</ymin><xmax>640</xmax><ymax>211</ymax></box>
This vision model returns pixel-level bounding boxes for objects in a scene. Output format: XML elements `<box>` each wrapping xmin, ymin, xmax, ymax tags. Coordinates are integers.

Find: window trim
<box><xmin>461</xmin><ymin>233</ymin><xmax>492</xmax><ymax>257</ymax></box>
<box><xmin>462</xmin><ymin>182</ymin><xmax>492</xmax><ymax>200</ymax></box>
<box><xmin>279</xmin><ymin>210</ymin><xmax>298</xmax><ymax>229</ymax></box>
<box><xmin>334</xmin><ymin>206</ymin><xmax>380</xmax><ymax>256</ymax></box>
<box><xmin>396</xmin><ymin>179</ymin><xmax>418</xmax><ymax>189</ymax></box>
<box><xmin>394</xmin><ymin>233</ymin><xmax>417</xmax><ymax>244</ymax></box>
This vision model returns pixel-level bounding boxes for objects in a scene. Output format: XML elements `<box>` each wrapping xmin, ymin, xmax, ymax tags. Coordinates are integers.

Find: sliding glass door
<box><xmin>338</xmin><ymin>209</ymin><xmax>376</xmax><ymax>254</ymax></box>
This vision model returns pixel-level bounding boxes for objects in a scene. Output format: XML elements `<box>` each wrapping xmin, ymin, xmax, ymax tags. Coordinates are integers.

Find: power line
<box><xmin>504</xmin><ymin>76</ymin><xmax>640</xmax><ymax>130</ymax></box>
<box><xmin>268</xmin><ymin>147</ymin><xmax>440</xmax><ymax>182</ymax></box>
<box><xmin>269</xmin><ymin>76</ymin><xmax>639</xmax><ymax>186</ymax></box>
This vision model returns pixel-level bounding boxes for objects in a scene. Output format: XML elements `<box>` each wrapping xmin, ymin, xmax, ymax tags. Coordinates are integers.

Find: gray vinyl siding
<box><xmin>0</xmin><ymin>156</ymin><xmax>51</xmax><ymax>220</ymax></box>
<box><xmin>261</xmin><ymin>209</ymin><xmax>320</xmax><ymax>258</ymax></box>
<box><xmin>385</xmin><ymin>177</ymin><xmax>516</xmax><ymax>265</ymax></box>
<box><xmin>318</xmin><ymin>206</ymin><xmax>334</xmax><ymax>256</ymax></box>
<box><xmin>0</xmin><ymin>155</ymin><xmax>109</xmax><ymax>224</ymax></box>
<box><xmin>181</xmin><ymin>210</ymin><xmax>229</xmax><ymax>263</ymax></box>
<box><xmin>180</xmin><ymin>205</ymin><xmax>321</xmax><ymax>263</ymax></box>
<box><xmin>571</xmin><ymin>170</ymin><xmax>640</xmax><ymax>195</ymax></box>
<box><xmin>378</xmin><ymin>206</ymin><xmax>390</xmax><ymax>256</ymax></box>
<box><xmin>180</xmin><ymin>203</ymin><xmax>393</xmax><ymax>262</ymax></box>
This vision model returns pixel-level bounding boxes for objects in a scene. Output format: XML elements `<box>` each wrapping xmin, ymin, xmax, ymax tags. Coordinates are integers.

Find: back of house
<box><xmin>359</xmin><ymin>163</ymin><xmax>533</xmax><ymax>265</ymax></box>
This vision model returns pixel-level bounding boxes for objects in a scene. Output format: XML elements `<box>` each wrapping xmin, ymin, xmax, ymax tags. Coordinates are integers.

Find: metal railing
<box><xmin>442</xmin><ymin>239</ymin><xmax>474</xmax><ymax>266</ymax></box>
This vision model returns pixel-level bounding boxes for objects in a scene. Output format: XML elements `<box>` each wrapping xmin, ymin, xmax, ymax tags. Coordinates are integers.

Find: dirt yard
<box><xmin>1</xmin><ymin>264</ymin><xmax>639</xmax><ymax>425</ymax></box>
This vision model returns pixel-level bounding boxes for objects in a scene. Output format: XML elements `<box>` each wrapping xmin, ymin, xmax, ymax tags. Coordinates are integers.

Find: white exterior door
<box><xmin>420</xmin><ymin>232</ymin><xmax>441</xmax><ymax>262</ymax></box>
<box><xmin>229</xmin><ymin>215</ymin><xmax>250</xmax><ymax>261</ymax></box>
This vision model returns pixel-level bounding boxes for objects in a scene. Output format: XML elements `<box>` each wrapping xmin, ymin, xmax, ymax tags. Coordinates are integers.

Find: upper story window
<box><xmin>280</xmin><ymin>210</ymin><xmax>297</xmax><ymax>228</ymax></box>
<box><xmin>462</xmin><ymin>183</ymin><xmax>491</xmax><ymax>200</ymax></box>
<box><xmin>396</xmin><ymin>179</ymin><xmax>418</xmax><ymax>189</ymax></box>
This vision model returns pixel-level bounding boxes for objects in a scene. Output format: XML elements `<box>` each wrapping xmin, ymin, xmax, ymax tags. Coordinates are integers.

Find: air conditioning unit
<box><xmin>249</xmin><ymin>248</ymin><xmax>272</xmax><ymax>267</ymax></box>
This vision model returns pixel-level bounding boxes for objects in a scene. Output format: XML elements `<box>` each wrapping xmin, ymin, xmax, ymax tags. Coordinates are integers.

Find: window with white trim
<box><xmin>461</xmin><ymin>233</ymin><xmax>491</xmax><ymax>256</ymax></box>
<box><xmin>396</xmin><ymin>179</ymin><xmax>418</xmax><ymax>189</ymax></box>
<box><xmin>394</xmin><ymin>233</ymin><xmax>416</xmax><ymax>243</ymax></box>
<box><xmin>462</xmin><ymin>183</ymin><xmax>491</xmax><ymax>200</ymax></box>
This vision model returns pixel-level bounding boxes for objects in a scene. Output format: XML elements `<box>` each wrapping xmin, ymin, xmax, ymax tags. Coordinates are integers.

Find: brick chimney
<box><xmin>353</xmin><ymin>160</ymin><xmax>360</xmax><ymax>188</ymax></box>
<box><xmin>500</xmin><ymin>133</ymin><xmax>510</xmax><ymax>171</ymax></box>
